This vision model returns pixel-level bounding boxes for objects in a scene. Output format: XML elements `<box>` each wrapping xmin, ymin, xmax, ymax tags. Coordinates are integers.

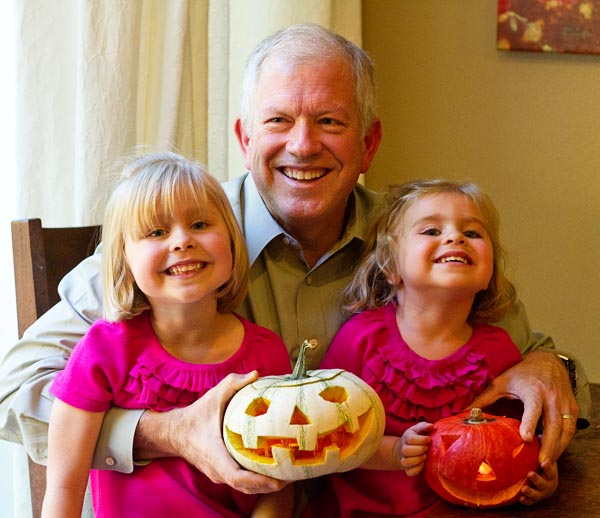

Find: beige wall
<box><xmin>362</xmin><ymin>0</ymin><xmax>600</xmax><ymax>382</ymax></box>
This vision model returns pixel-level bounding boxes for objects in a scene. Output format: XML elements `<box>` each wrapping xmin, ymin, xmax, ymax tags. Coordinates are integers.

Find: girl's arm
<box><xmin>42</xmin><ymin>399</ymin><xmax>105</xmax><ymax>518</ymax></box>
<box><xmin>361</xmin><ymin>422</ymin><xmax>433</xmax><ymax>475</ymax></box>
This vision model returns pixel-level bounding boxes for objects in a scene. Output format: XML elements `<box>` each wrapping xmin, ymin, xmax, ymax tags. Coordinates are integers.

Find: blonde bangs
<box><xmin>120</xmin><ymin>163</ymin><xmax>212</xmax><ymax>242</ymax></box>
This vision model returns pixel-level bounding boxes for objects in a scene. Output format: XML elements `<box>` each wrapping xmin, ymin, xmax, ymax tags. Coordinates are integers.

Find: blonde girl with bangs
<box><xmin>44</xmin><ymin>152</ymin><xmax>292</xmax><ymax>518</ymax></box>
<box><xmin>309</xmin><ymin>179</ymin><xmax>558</xmax><ymax>517</ymax></box>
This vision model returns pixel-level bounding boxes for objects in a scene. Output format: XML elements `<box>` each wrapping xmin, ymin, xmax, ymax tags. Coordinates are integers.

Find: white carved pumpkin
<box><xmin>223</xmin><ymin>340</ymin><xmax>385</xmax><ymax>480</ymax></box>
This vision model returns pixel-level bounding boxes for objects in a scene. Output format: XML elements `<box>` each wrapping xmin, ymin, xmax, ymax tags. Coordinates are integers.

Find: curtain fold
<box><xmin>15</xmin><ymin>0</ymin><xmax>361</xmax><ymax>227</ymax></box>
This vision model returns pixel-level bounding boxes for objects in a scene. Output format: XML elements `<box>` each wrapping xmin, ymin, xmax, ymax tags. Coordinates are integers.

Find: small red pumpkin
<box><xmin>425</xmin><ymin>408</ymin><xmax>540</xmax><ymax>508</ymax></box>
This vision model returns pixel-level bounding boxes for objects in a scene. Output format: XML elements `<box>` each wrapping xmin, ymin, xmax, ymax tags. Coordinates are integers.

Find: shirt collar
<box><xmin>242</xmin><ymin>176</ymin><xmax>285</xmax><ymax>266</ymax></box>
<box><xmin>241</xmin><ymin>175</ymin><xmax>377</xmax><ymax>266</ymax></box>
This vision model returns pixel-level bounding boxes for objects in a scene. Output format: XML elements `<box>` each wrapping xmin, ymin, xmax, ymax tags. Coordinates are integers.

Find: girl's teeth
<box><xmin>168</xmin><ymin>263</ymin><xmax>203</xmax><ymax>275</ymax></box>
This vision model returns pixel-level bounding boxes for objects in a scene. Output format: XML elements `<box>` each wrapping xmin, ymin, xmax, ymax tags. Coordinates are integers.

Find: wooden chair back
<box><xmin>11</xmin><ymin>218</ymin><xmax>101</xmax><ymax>517</ymax></box>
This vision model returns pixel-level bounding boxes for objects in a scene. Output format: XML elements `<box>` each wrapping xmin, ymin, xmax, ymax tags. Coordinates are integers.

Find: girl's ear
<box><xmin>386</xmin><ymin>273</ymin><xmax>400</xmax><ymax>286</ymax></box>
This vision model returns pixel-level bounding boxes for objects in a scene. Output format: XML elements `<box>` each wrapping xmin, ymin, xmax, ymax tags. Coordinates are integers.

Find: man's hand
<box><xmin>469</xmin><ymin>350</ymin><xmax>578</xmax><ymax>463</ymax></box>
<box><xmin>135</xmin><ymin>371</ymin><xmax>287</xmax><ymax>494</ymax></box>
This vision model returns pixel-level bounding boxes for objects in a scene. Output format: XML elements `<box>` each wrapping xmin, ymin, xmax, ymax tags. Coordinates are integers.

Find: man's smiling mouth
<box><xmin>281</xmin><ymin>167</ymin><xmax>328</xmax><ymax>180</ymax></box>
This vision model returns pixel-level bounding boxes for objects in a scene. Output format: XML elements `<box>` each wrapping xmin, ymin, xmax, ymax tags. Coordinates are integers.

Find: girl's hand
<box><xmin>519</xmin><ymin>459</ymin><xmax>559</xmax><ymax>505</ymax></box>
<box><xmin>393</xmin><ymin>421</ymin><xmax>433</xmax><ymax>476</ymax></box>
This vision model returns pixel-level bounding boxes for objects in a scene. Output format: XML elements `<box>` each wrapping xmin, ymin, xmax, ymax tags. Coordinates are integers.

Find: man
<box><xmin>0</xmin><ymin>23</ymin><xmax>586</xmax><ymax>501</ymax></box>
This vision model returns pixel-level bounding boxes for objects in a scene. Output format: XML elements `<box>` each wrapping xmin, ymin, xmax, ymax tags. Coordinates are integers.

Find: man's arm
<box><xmin>133</xmin><ymin>371</ymin><xmax>286</xmax><ymax>494</ymax></box>
<box><xmin>0</xmin><ymin>253</ymin><xmax>140</xmax><ymax>472</ymax></box>
<box><xmin>470</xmin><ymin>299</ymin><xmax>590</xmax><ymax>462</ymax></box>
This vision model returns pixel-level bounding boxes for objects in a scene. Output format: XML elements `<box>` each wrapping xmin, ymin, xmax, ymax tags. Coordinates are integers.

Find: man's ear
<box><xmin>234</xmin><ymin>118</ymin><xmax>252</xmax><ymax>171</ymax></box>
<box><xmin>360</xmin><ymin>118</ymin><xmax>383</xmax><ymax>174</ymax></box>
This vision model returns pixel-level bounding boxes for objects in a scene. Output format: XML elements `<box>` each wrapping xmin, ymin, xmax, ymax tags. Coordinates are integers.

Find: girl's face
<box><xmin>391</xmin><ymin>193</ymin><xmax>494</xmax><ymax>298</ymax></box>
<box><xmin>124</xmin><ymin>199</ymin><xmax>233</xmax><ymax>311</ymax></box>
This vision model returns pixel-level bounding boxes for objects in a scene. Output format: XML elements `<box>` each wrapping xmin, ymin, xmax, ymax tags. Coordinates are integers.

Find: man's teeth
<box><xmin>168</xmin><ymin>263</ymin><xmax>203</xmax><ymax>275</ymax></box>
<box><xmin>439</xmin><ymin>256</ymin><xmax>468</xmax><ymax>264</ymax></box>
<box><xmin>282</xmin><ymin>168</ymin><xmax>326</xmax><ymax>180</ymax></box>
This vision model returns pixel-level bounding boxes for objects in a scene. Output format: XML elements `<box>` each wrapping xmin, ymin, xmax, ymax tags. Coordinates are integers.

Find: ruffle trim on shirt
<box><xmin>363</xmin><ymin>345</ymin><xmax>493</xmax><ymax>422</ymax></box>
<box><xmin>123</xmin><ymin>360</ymin><xmax>210</xmax><ymax>411</ymax></box>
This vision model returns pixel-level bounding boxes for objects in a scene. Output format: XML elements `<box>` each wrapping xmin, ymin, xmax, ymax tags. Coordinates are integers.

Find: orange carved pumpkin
<box><xmin>425</xmin><ymin>408</ymin><xmax>540</xmax><ymax>508</ymax></box>
<box><xmin>223</xmin><ymin>340</ymin><xmax>385</xmax><ymax>480</ymax></box>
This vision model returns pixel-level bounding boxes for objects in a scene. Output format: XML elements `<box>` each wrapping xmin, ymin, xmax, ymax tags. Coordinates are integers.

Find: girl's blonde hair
<box><xmin>102</xmin><ymin>152</ymin><xmax>249</xmax><ymax>322</ymax></box>
<box><xmin>343</xmin><ymin>179</ymin><xmax>516</xmax><ymax>325</ymax></box>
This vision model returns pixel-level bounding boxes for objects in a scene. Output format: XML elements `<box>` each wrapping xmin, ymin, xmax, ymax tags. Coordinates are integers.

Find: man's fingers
<box><xmin>220</xmin><ymin>371</ymin><xmax>259</xmax><ymax>400</ymax></box>
<box><xmin>538</xmin><ymin>408</ymin><xmax>577</xmax><ymax>462</ymax></box>
<box><xmin>226</xmin><ymin>468</ymin><xmax>287</xmax><ymax>495</ymax></box>
<box><xmin>518</xmin><ymin>395</ymin><xmax>543</xmax><ymax>444</ymax></box>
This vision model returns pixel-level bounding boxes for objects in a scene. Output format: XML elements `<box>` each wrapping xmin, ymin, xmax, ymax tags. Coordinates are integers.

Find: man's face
<box><xmin>235</xmin><ymin>56</ymin><xmax>381</xmax><ymax>232</ymax></box>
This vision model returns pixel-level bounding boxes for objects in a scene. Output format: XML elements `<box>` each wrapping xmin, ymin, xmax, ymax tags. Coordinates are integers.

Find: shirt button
<box><xmin>306</xmin><ymin>276</ymin><xmax>313</xmax><ymax>285</ymax></box>
<box><xmin>105</xmin><ymin>457</ymin><xmax>116</xmax><ymax>467</ymax></box>
<box><xmin>282</xmin><ymin>237</ymin><xmax>291</xmax><ymax>246</ymax></box>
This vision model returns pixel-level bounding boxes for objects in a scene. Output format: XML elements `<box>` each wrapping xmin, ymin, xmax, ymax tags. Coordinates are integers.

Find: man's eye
<box><xmin>421</xmin><ymin>228</ymin><xmax>440</xmax><ymax>236</ymax></box>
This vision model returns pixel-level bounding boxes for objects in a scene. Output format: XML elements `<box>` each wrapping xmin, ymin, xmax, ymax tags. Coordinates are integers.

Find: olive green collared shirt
<box><xmin>223</xmin><ymin>173</ymin><xmax>386</xmax><ymax>369</ymax></box>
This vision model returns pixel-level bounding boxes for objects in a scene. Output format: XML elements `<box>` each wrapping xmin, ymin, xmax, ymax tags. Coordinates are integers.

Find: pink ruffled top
<box><xmin>312</xmin><ymin>302</ymin><xmax>522</xmax><ymax>518</ymax></box>
<box><xmin>52</xmin><ymin>310</ymin><xmax>291</xmax><ymax>413</ymax></box>
<box><xmin>321</xmin><ymin>301</ymin><xmax>522</xmax><ymax>426</ymax></box>
<box><xmin>51</xmin><ymin>311</ymin><xmax>291</xmax><ymax>518</ymax></box>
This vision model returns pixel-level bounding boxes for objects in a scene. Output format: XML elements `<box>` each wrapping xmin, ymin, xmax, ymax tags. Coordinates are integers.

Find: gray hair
<box><xmin>240</xmin><ymin>23</ymin><xmax>377</xmax><ymax>136</ymax></box>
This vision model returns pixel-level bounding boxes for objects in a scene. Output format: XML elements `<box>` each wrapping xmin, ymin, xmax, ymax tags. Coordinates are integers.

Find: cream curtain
<box><xmin>15</xmin><ymin>0</ymin><xmax>361</xmax><ymax>228</ymax></box>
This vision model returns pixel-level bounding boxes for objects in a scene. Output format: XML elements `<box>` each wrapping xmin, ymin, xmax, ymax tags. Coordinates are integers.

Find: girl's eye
<box><xmin>191</xmin><ymin>221</ymin><xmax>208</xmax><ymax>230</ymax></box>
<box><xmin>147</xmin><ymin>229</ymin><xmax>167</xmax><ymax>238</ymax></box>
<box><xmin>421</xmin><ymin>228</ymin><xmax>440</xmax><ymax>236</ymax></box>
<box><xmin>464</xmin><ymin>230</ymin><xmax>483</xmax><ymax>239</ymax></box>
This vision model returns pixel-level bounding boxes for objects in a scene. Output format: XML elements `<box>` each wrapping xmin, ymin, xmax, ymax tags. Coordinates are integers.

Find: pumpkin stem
<box><xmin>292</xmin><ymin>339</ymin><xmax>318</xmax><ymax>379</ymax></box>
<box><xmin>466</xmin><ymin>408</ymin><xmax>489</xmax><ymax>424</ymax></box>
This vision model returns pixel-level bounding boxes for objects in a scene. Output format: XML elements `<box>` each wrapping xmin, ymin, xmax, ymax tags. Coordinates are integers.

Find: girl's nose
<box><xmin>171</xmin><ymin>229</ymin><xmax>195</xmax><ymax>251</ymax></box>
<box><xmin>444</xmin><ymin>231</ymin><xmax>466</xmax><ymax>245</ymax></box>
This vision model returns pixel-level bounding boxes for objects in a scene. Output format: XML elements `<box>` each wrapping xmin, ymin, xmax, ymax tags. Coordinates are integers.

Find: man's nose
<box><xmin>286</xmin><ymin>121</ymin><xmax>321</xmax><ymax>158</ymax></box>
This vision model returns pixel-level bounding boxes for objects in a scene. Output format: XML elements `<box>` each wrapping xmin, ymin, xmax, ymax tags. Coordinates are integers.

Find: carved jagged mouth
<box><xmin>437</xmin><ymin>473</ymin><xmax>526</xmax><ymax>508</ymax></box>
<box><xmin>225</xmin><ymin>409</ymin><xmax>374</xmax><ymax>466</ymax></box>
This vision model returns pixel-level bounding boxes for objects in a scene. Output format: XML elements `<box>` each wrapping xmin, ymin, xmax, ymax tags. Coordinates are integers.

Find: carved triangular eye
<box><xmin>512</xmin><ymin>443</ymin><xmax>525</xmax><ymax>458</ymax></box>
<box><xmin>477</xmin><ymin>459</ymin><xmax>497</xmax><ymax>481</ymax></box>
<box><xmin>245</xmin><ymin>397</ymin><xmax>270</xmax><ymax>417</ymax></box>
<box><xmin>440</xmin><ymin>434</ymin><xmax>461</xmax><ymax>454</ymax></box>
<box><xmin>319</xmin><ymin>386</ymin><xmax>348</xmax><ymax>403</ymax></box>
<box><xmin>290</xmin><ymin>405</ymin><xmax>311</xmax><ymax>425</ymax></box>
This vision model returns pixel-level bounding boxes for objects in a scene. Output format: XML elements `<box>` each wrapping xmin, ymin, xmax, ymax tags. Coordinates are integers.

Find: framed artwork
<box><xmin>497</xmin><ymin>0</ymin><xmax>600</xmax><ymax>54</ymax></box>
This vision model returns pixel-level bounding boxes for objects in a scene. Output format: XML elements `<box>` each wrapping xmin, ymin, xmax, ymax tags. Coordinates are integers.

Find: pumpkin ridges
<box><xmin>223</xmin><ymin>340</ymin><xmax>386</xmax><ymax>480</ymax></box>
<box><xmin>424</xmin><ymin>408</ymin><xmax>540</xmax><ymax>508</ymax></box>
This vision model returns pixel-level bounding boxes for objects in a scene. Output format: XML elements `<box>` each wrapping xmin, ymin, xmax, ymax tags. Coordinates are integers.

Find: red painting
<box><xmin>497</xmin><ymin>0</ymin><xmax>600</xmax><ymax>54</ymax></box>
